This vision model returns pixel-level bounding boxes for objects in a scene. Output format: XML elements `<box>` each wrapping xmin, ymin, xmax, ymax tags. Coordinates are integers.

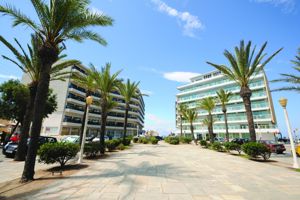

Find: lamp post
<box><xmin>78</xmin><ymin>96</ymin><xmax>93</xmax><ymax>164</ymax></box>
<box><xmin>279</xmin><ymin>98</ymin><xmax>299</xmax><ymax>168</ymax></box>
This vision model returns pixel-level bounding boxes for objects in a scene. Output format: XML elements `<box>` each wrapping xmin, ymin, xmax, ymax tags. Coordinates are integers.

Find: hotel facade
<box><xmin>22</xmin><ymin>64</ymin><xmax>145</xmax><ymax>138</ymax></box>
<box><xmin>176</xmin><ymin>70</ymin><xmax>278</xmax><ymax>140</ymax></box>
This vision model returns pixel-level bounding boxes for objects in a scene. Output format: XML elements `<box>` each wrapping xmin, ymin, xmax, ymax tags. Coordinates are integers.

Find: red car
<box><xmin>9</xmin><ymin>132</ymin><xmax>20</xmax><ymax>143</ymax></box>
<box><xmin>259</xmin><ymin>140</ymin><xmax>286</xmax><ymax>154</ymax></box>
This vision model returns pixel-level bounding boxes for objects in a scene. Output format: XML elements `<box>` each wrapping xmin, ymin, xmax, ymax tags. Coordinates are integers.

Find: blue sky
<box><xmin>0</xmin><ymin>0</ymin><xmax>300</xmax><ymax>136</ymax></box>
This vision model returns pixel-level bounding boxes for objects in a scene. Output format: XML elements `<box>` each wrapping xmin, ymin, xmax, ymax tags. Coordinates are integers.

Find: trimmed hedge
<box><xmin>105</xmin><ymin>139</ymin><xmax>121</xmax><ymax>151</ymax></box>
<box><xmin>179</xmin><ymin>136</ymin><xmax>192</xmax><ymax>144</ymax></box>
<box><xmin>117</xmin><ymin>143</ymin><xmax>125</xmax><ymax>150</ymax></box>
<box><xmin>200</xmin><ymin>140</ymin><xmax>208</xmax><ymax>148</ymax></box>
<box><xmin>139</xmin><ymin>137</ymin><xmax>149</xmax><ymax>144</ymax></box>
<box><xmin>150</xmin><ymin>136</ymin><xmax>159</xmax><ymax>144</ymax></box>
<box><xmin>38</xmin><ymin>142</ymin><xmax>79</xmax><ymax>168</ymax></box>
<box><xmin>212</xmin><ymin>142</ymin><xmax>223</xmax><ymax>152</ymax></box>
<box><xmin>242</xmin><ymin>142</ymin><xmax>271</xmax><ymax>160</ymax></box>
<box><xmin>223</xmin><ymin>142</ymin><xmax>241</xmax><ymax>154</ymax></box>
<box><xmin>133</xmin><ymin>136</ymin><xmax>139</xmax><ymax>143</ymax></box>
<box><xmin>84</xmin><ymin>142</ymin><xmax>100</xmax><ymax>158</ymax></box>
<box><xmin>122</xmin><ymin>137</ymin><xmax>131</xmax><ymax>146</ymax></box>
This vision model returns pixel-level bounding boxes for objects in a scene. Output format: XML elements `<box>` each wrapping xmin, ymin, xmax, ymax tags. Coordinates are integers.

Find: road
<box><xmin>6</xmin><ymin>142</ymin><xmax>300</xmax><ymax>200</ymax></box>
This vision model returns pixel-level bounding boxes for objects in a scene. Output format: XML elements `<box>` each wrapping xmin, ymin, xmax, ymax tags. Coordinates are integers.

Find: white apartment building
<box><xmin>176</xmin><ymin>70</ymin><xmax>278</xmax><ymax>140</ymax></box>
<box><xmin>22</xmin><ymin>64</ymin><xmax>145</xmax><ymax>138</ymax></box>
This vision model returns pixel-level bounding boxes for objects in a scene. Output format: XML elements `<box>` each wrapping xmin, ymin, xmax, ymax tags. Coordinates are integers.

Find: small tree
<box><xmin>198</xmin><ymin>97</ymin><xmax>216</xmax><ymax>143</ymax></box>
<box><xmin>182</xmin><ymin>109</ymin><xmax>198</xmax><ymax>144</ymax></box>
<box><xmin>177</xmin><ymin>104</ymin><xmax>187</xmax><ymax>137</ymax></box>
<box><xmin>38</xmin><ymin>143</ymin><xmax>79</xmax><ymax>168</ymax></box>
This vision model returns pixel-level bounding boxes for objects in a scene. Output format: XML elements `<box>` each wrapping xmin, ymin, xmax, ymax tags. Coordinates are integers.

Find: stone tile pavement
<box><xmin>15</xmin><ymin>142</ymin><xmax>300</xmax><ymax>199</ymax></box>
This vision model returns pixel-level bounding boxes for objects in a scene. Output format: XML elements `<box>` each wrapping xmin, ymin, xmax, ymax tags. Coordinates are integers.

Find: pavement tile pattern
<box><xmin>16</xmin><ymin>143</ymin><xmax>300</xmax><ymax>199</ymax></box>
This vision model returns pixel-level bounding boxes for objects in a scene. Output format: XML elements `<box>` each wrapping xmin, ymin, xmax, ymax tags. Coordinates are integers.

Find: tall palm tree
<box><xmin>272</xmin><ymin>48</ymin><xmax>300</xmax><ymax>92</ymax></box>
<box><xmin>0</xmin><ymin>34</ymin><xmax>79</xmax><ymax>161</ymax></box>
<box><xmin>118</xmin><ymin>79</ymin><xmax>140</xmax><ymax>142</ymax></box>
<box><xmin>71</xmin><ymin>65</ymin><xmax>98</xmax><ymax>146</ymax></box>
<box><xmin>178</xmin><ymin>103</ymin><xmax>187</xmax><ymax>136</ymax></box>
<box><xmin>198</xmin><ymin>97</ymin><xmax>215</xmax><ymax>143</ymax></box>
<box><xmin>207</xmin><ymin>40</ymin><xmax>282</xmax><ymax>142</ymax></box>
<box><xmin>93</xmin><ymin>63</ymin><xmax>122</xmax><ymax>154</ymax></box>
<box><xmin>216</xmin><ymin>89</ymin><xmax>232</xmax><ymax>142</ymax></box>
<box><xmin>0</xmin><ymin>0</ymin><xmax>113</xmax><ymax>181</ymax></box>
<box><xmin>182</xmin><ymin>108</ymin><xmax>198</xmax><ymax>144</ymax></box>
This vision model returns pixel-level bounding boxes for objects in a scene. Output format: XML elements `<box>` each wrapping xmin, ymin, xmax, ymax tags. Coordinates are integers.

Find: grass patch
<box><xmin>295</xmin><ymin>168</ymin><xmax>300</xmax><ymax>173</ymax></box>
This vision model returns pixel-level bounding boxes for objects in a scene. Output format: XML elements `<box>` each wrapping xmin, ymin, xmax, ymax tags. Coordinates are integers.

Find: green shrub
<box><xmin>122</xmin><ymin>137</ymin><xmax>131</xmax><ymax>146</ymax></box>
<box><xmin>180</xmin><ymin>136</ymin><xmax>192</xmax><ymax>144</ymax></box>
<box><xmin>224</xmin><ymin>142</ymin><xmax>241</xmax><ymax>154</ymax></box>
<box><xmin>242</xmin><ymin>142</ymin><xmax>271</xmax><ymax>160</ymax></box>
<box><xmin>133</xmin><ymin>136</ymin><xmax>139</xmax><ymax>143</ymax></box>
<box><xmin>169</xmin><ymin>137</ymin><xmax>180</xmax><ymax>145</ymax></box>
<box><xmin>200</xmin><ymin>140</ymin><xmax>208</xmax><ymax>147</ymax></box>
<box><xmin>105</xmin><ymin>140</ymin><xmax>118</xmax><ymax>151</ymax></box>
<box><xmin>38</xmin><ymin>142</ymin><xmax>79</xmax><ymax>168</ymax></box>
<box><xmin>84</xmin><ymin>142</ymin><xmax>100</xmax><ymax>158</ymax></box>
<box><xmin>117</xmin><ymin>143</ymin><xmax>125</xmax><ymax>150</ymax></box>
<box><xmin>164</xmin><ymin>136</ymin><xmax>171</xmax><ymax>143</ymax></box>
<box><xmin>139</xmin><ymin>137</ymin><xmax>149</xmax><ymax>144</ymax></box>
<box><xmin>150</xmin><ymin>137</ymin><xmax>159</xmax><ymax>144</ymax></box>
<box><xmin>212</xmin><ymin>142</ymin><xmax>223</xmax><ymax>152</ymax></box>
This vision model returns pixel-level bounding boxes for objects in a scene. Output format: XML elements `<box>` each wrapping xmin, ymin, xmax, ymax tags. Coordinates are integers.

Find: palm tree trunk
<box><xmin>180</xmin><ymin>115</ymin><xmax>183</xmax><ymax>137</ymax></box>
<box><xmin>21</xmin><ymin>45</ymin><xmax>58</xmax><ymax>182</ymax></box>
<box><xmin>209</xmin><ymin>113</ymin><xmax>214</xmax><ymax>143</ymax></box>
<box><xmin>240</xmin><ymin>86</ymin><xmax>256</xmax><ymax>142</ymax></box>
<box><xmin>123</xmin><ymin>103</ymin><xmax>129</xmax><ymax>142</ymax></box>
<box><xmin>14</xmin><ymin>83</ymin><xmax>37</xmax><ymax>161</ymax></box>
<box><xmin>100</xmin><ymin>100</ymin><xmax>107</xmax><ymax>154</ymax></box>
<box><xmin>190</xmin><ymin>122</ymin><xmax>196</xmax><ymax>144</ymax></box>
<box><xmin>79</xmin><ymin>91</ymin><xmax>91</xmax><ymax>147</ymax></box>
<box><xmin>224</xmin><ymin>111</ymin><xmax>229</xmax><ymax>142</ymax></box>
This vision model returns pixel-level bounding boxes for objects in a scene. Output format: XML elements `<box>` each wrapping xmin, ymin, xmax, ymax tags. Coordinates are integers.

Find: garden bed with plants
<box><xmin>199</xmin><ymin>140</ymin><xmax>271</xmax><ymax>161</ymax></box>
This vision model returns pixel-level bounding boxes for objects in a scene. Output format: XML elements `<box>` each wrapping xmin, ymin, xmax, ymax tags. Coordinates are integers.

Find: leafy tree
<box><xmin>216</xmin><ymin>89</ymin><xmax>232</xmax><ymax>142</ymax></box>
<box><xmin>0</xmin><ymin>80</ymin><xmax>57</xmax><ymax>132</ymax></box>
<box><xmin>0</xmin><ymin>34</ymin><xmax>79</xmax><ymax>161</ymax></box>
<box><xmin>182</xmin><ymin>109</ymin><xmax>198</xmax><ymax>144</ymax></box>
<box><xmin>0</xmin><ymin>0</ymin><xmax>113</xmax><ymax>181</ymax></box>
<box><xmin>118</xmin><ymin>79</ymin><xmax>140</xmax><ymax>142</ymax></box>
<box><xmin>202</xmin><ymin>117</ymin><xmax>216</xmax><ymax>142</ymax></box>
<box><xmin>198</xmin><ymin>97</ymin><xmax>216</xmax><ymax>143</ymax></box>
<box><xmin>93</xmin><ymin>63</ymin><xmax>121</xmax><ymax>154</ymax></box>
<box><xmin>272</xmin><ymin>48</ymin><xmax>300</xmax><ymax>92</ymax></box>
<box><xmin>177</xmin><ymin>104</ymin><xmax>187</xmax><ymax>137</ymax></box>
<box><xmin>207</xmin><ymin>40</ymin><xmax>282</xmax><ymax>142</ymax></box>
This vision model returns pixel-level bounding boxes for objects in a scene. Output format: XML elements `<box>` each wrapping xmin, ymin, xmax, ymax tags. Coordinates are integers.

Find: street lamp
<box><xmin>279</xmin><ymin>98</ymin><xmax>299</xmax><ymax>168</ymax></box>
<box><xmin>78</xmin><ymin>96</ymin><xmax>93</xmax><ymax>164</ymax></box>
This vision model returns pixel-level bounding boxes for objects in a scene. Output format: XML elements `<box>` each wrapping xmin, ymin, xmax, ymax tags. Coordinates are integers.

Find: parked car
<box><xmin>92</xmin><ymin>136</ymin><xmax>109</xmax><ymax>142</ymax></box>
<box><xmin>214</xmin><ymin>137</ymin><xmax>225</xmax><ymax>143</ymax></box>
<box><xmin>258</xmin><ymin>140</ymin><xmax>286</xmax><ymax>154</ymax></box>
<box><xmin>278</xmin><ymin>137</ymin><xmax>289</xmax><ymax>144</ymax></box>
<box><xmin>2</xmin><ymin>136</ymin><xmax>57</xmax><ymax>158</ymax></box>
<box><xmin>61</xmin><ymin>135</ymin><xmax>80</xmax><ymax>144</ymax></box>
<box><xmin>9</xmin><ymin>132</ymin><xmax>20</xmax><ymax>143</ymax></box>
<box><xmin>231</xmin><ymin>138</ymin><xmax>249</xmax><ymax>145</ymax></box>
<box><xmin>155</xmin><ymin>136</ymin><xmax>163</xmax><ymax>141</ymax></box>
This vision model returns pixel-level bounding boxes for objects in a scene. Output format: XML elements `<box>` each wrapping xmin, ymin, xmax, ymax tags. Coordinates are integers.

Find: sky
<box><xmin>0</xmin><ymin>0</ymin><xmax>300</xmax><ymax>137</ymax></box>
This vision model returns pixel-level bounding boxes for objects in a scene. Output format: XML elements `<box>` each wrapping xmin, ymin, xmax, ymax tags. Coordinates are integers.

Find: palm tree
<box><xmin>198</xmin><ymin>97</ymin><xmax>215</xmax><ymax>143</ymax></box>
<box><xmin>71</xmin><ymin>66</ymin><xmax>98</xmax><ymax>146</ymax></box>
<box><xmin>93</xmin><ymin>63</ymin><xmax>122</xmax><ymax>154</ymax></box>
<box><xmin>216</xmin><ymin>89</ymin><xmax>232</xmax><ymax>142</ymax></box>
<box><xmin>272</xmin><ymin>48</ymin><xmax>300</xmax><ymax>92</ymax></box>
<box><xmin>182</xmin><ymin>108</ymin><xmax>198</xmax><ymax>144</ymax></box>
<box><xmin>0</xmin><ymin>0</ymin><xmax>113</xmax><ymax>181</ymax></box>
<box><xmin>118</xmin><ymin>79</ymin><xmax>140</xmax><ymax>142</ymax></box>
<box><xmin>177</xmin><ymin>103</ymin><xmax>187</xmax><ymax>136</ymax></box>
<box><xmin>207</xmin><ymin>40</ymin><xmax>282</xmax><ymax>142</ymax></box>
<box><xmin>0</xmin><ymin>34</ymin><xmax>79</xmax><ymax>161</ymax></box>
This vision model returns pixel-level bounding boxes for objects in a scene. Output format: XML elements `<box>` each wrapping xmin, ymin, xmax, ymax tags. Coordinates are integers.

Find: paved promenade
<box><xmin>15</xmin><ymin>142</ymin><xmax>300</xmax><ymax>199</ymax></box>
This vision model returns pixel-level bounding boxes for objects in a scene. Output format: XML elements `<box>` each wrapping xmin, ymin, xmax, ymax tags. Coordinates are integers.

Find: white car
<box><xmin>61</xmin><ymin>135</ymin><xmax>80</xmax><ymax>144</ymax></box>
<box><xmin>92</xmin><ymin>136</ymin><xmax>109</xmax><ymax>142</ymax></box>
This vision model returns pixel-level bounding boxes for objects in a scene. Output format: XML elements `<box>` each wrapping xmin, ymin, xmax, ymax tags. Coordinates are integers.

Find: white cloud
<box><xmin>151</xmin><ymin>0</ymin><xmax>204</xmax><ymax>37</ymax></box>
<box><xmin>140</xmin><ymin>89</ymin><xmax>153</xmax><ymax>96</ymax></box>
<box><xmin>145</xmin><ymin>113</ymin><xmax>175</xmax><ymax>136</ymax></box>
<box><xmin>163</xmin><ymin>71</ymin><xmax>200</xmax><ymax>83</ymax></box>
<box><xmin>252</xmin><ymin>0</ymin><xmax>296</xmax><ymax>13</ymax></box>
<box><xmin>0</xmin><ymin>74</ymin><xmax>19</xmax><ymax>80</ymax></box>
